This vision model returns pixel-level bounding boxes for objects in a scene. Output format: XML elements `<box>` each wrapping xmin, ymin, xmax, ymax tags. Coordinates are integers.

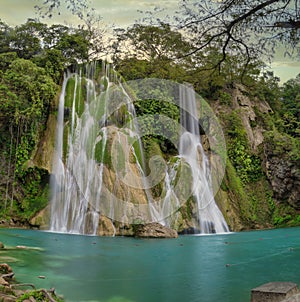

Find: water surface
<box><xmin>1</xmin><ymin>227</ymin><xmax>300</xmax><ymax>302</ymax></box>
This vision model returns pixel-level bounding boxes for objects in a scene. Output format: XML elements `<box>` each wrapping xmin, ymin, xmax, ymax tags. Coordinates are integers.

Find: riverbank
<box><xmin>0</xmin><ymin>241</ymin><xmax>63</xmax><ymax>302</ymax></box>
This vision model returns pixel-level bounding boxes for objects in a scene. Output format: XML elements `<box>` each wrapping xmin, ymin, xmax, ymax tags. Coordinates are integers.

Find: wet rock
<box><xmin>134</xmin><ymin>222</ymin><xmax>178</xmax><ymax>238</ymax></box>
<box><xmin>0</xmin><ymin>276</ymin><xmax>9</xmax><ymax>286</ymax></box>
<box><xmin>0</xmin><ymin>293</ymin><xmax>16</xmax><ymax>302</ymax></box>
<box><xmin>0</xmin><ymin>264</ymin><xmax>13</xmax><ymax>275</ymax></box>
<box><xmin>0</xmin><ymin>242</ymin><xmax>4</xmax><ymax>249</ymax></box>
<box><xmin>97</xmin><ymin>215</ymin><xmax>116</xmax><ymax>236</ymax></box>
<box><xmin>178</xmin><ymin>227</ymin><xmax>200</xmax><ymax>235</ymax></box>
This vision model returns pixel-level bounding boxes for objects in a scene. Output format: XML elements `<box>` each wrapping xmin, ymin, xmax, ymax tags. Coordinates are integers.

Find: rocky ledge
<box><xmin>134</xmin><ymin>222</ymin><xmax>178</xmax><ymax>238</ymax></box>
<box><xmin>0</xmin><ymin>262</ymin><xmax>63</xmax><ymax>302</ymax></box>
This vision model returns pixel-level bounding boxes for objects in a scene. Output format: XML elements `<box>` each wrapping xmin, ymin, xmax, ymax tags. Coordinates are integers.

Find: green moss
<box><xmin>173</xmin><ymin>160</ymin><xmax>193</xmax><ymax>203</ymax></box>
<box><xmin>13</xmin><ymin>167</ymin><xmax>50</xmax><ymax>220</ymax></box>
<box><xmin>63</xmin><ymin>123</ymin><xmax>69</xmax><ymax>162</ymax></box>
<box><xmin>225</xmin><ymin>160</ymin><xmax>248</xmax><ymax>202</ymax></box>
<box><xmin>65</xmin><ymin>77</ymin><xmax>75</xmax><ymax>108</ymax></box>
<box><xmin>94</xmin><ymin>139</ymin><xmax>104</xmax><ymax>163</ymax></box>
<box><xmin>264</xmin><ymin>130</ymin><xmax>300</xmax><ymax>161</ymax></box>
<box><xmin>95</xmin><ymin>139</ymin><xmax>112</xmax><ymax>168</ymax></box>
<box><xmin>113</xmin><ymin>140</ymin><xmax>126</xmax><ymax>174</ymax></box>
<box><xmin>17</xmin><ymin>289</ymin><xmax>64</xmax><ymax>302</ymax></box>
<box><xmin>65</xmin><ymin>76</ymin><xmax>86</xmax><ymax>117</ymax></box>
<box><xmin>219</xmin><ymin>91</ymin><xmax>232</xmax><ymax>105</ymax></box>
<box><xmin>272</xmin><ymin>202</ymin><xmax>300</xmax><ymax>228</ymax></box>
<box><xmin>225</xmin><ymin>110</ymin><xmax>263</xmax><ymax>184</ymax></box>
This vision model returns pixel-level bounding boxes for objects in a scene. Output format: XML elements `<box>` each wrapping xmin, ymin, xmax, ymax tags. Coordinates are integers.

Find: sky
<box><xmin>0</xmin><ymin>0</ymin><xmax>299</xmax><ymax>83</ymax></box>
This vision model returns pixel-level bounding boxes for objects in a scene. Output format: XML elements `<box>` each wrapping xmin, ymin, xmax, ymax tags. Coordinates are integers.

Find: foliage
<box><xmin>17</xmin><ymin>289</ymin><xmax>64</xmax><ymax>302</ymax></box>
<box><xmin>9</xmin><ymin>20</ymin><xmax>46</xmax><ymax>59</ymax></box>
<box><xmin>16</xmin><ymin>167</ymin><xmax>49</xmax><ymax>220</ymax></box>
<box><xmin>272</xmin><ymin>202</ymin><xmax>299</xmax><ymax>227</ymax></box>
<box><xmin>254</xmin><ymin>71</ymin><xmax>281</xmax><ymax>111</ymax></box>
<box><xmin>113</xmin><ymin>22</ymin><xmax>192</xmax><ymax>63</ymax></box>
<box><xmin>0</xmin><ymin>19</ymin><xmax>92</xmax><ymax>68</ymax></box>
<box><xmin>0</xmin><ymin>52</ymin><xmax>18</xmax><ymax>70</ymax></box>
<box><xmin>34</xmin><ymin>0</ymin><xmax>106</xmax><ymax>60</ymax></box>
<box><xmin>264</xmin><ymin>130</ymin><xmax>300</xmax><ymax>161</ymax></box>
<box><xmin>33</xmin><ymin>49</ymin><xmax>65</xmax><ymax>84</ymax></box>
<box><xmin>0</xmin><ymin>52</ymin><xmax>57</xmax><ymax>220</ymax></box>
<box><xmin>226</xmin><ymin>111</ymin><xmax>263</xmax><ymax>183</ymax></box>
<box><xmin>0</xmin><ymin>58</ymin><xmax>57</xmax><ymax>131</ymax></box>
<box><xmin>279</xmin><ymin>73</ymin><xmax>300</xmax><ymax>137</ymax></box>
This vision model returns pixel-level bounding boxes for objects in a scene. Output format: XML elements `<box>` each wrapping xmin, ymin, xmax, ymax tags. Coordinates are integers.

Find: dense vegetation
<box><xmin>0</xmin><ymin>16</ymin><xmax>299</xmax><ymax>229</ymax></box>
<box><xmin>0</xmin><ymin>19</ymin><xmax>90</xmax><ymax>223</ymax></box>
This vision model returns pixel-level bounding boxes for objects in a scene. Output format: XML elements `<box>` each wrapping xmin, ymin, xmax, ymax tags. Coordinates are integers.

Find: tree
<box><xmin>0</xmin><ymin>19</ymin><xmax>93</xmax><ymax>71</ymax></box>
<box><xmin>35</xmin><ymin>0</ymin><xmax>107</xmax><ymax>60</ymax></box>
<box><xmin>281</xmin><ymin>73</ymin><xmax>300</xmax><ymax>118</ymax></box>
<box><xmin>280</xmin><ymin>74</ymin><xmax>300</xmax><ymax>136</ymax></box>
<box><xmin>113</xmin><ymin>22</ymin><xmax>197</xmax><ymax>83</ymax></box>
<box><xmin>113</xmin><ymin>23</ymin><xmax>192</xmax><ymax>62</ymax></box>
<box><xmin>0</xmin><ymin>20</ymin><xmax>12</xmax><ymax>54</ymax></box>
<box><xmin>9</xmin><ymin>20</ymin><xmax>47</xmax><ymax>59</ymax></box>
<box><xmin>1</xmin><ymin>58</ymin><xmax>57</xmax><ymax>125</ymax></box>
<box><xmin>176</xmin><ymin>0</ymin><xmax>300</xmax><ymax>70</ymax></box>
<box><xmin>54</xmin><ymin>30</ymin><xmax>90</xmax><ymax>63</ymax></box>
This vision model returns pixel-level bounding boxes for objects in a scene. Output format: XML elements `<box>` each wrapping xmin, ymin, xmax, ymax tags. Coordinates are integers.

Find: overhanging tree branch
<box><xmin>177</xmin><ymin>0</ymin><xmax>300</xmax><ymax>71</ymax></box>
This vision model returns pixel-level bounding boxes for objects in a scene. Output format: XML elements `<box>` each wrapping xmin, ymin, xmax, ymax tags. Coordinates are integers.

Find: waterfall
<box><xmin>49</xmin><ymin>72</ymin><xmax>69</xmax><ymax>232</ymax></box>
<box><xmin>50</xmin><ymin>62</ymin><xmax>112</xmax><ymax>234</ymax></box>
<box><xmin>178</xmin><ymin>84</ymin><xmax>229</xmax><ymax>234</ymax></box>
<box><xmin>50</xmin><ymin>62</ymin><xmax>156</xmax><ymax>234</ymax></box>
<box><xmin>50</xmin><ymin>63</ymin><xmax>228</xmax><ymax>235</ymax></box>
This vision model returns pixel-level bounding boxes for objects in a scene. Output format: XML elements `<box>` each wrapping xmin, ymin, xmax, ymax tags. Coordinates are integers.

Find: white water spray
<box><xmin>178</xmin><ymin>84</ymin><xmax>229</xmax><ymax>233</ymax></box>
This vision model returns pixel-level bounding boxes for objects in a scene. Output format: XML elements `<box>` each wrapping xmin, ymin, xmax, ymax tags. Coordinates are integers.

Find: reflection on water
<box><xmin>1</xmin><ymin>227</ymin><xmax>300</xmax><ymax>302</ymax></box>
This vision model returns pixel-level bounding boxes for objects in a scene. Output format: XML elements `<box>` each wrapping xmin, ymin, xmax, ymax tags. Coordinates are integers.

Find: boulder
<box><xmin>0</xmin><ymin>264</ymin><xmax>13</xmax><ymax>275</ymax></box>
<box><xmin>97</xmin><ymin>215</ymin><xmax>116</xmax><ymax>236</ymax></box>
<box><xmin>0</xmin><ymin>293</ymin><xmax>16</xmax><ymax>302</ymax></box>
<box><xmin>0</xmin><ymin>242</ymin><xmax>4</xmax><ymax>249</ymax></box>
<box><xmin>134</xmin><ymin>222</ymin><xmax>178</xmax><ymax>238</ymax></box>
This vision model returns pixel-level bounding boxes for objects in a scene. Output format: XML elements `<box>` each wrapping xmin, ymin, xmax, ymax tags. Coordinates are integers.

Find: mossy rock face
<box><xmin>172</xmin><ymin>160</ymin><xmax>193</xmax><ymax>202</ymax></box>
<box><xmin>65</xmin><ymin>76</ymin><xmax>86</xmax><ymax>117</ymax></box>
<box><xmin>214</xmin><ymin>188</ymin><xmax>244</xmax><ymax>232</ymax></box>
<box><xmin>32</xmin><ymin>113</ymin><xmax>57</xmax><ymax>172</ymax></box>
<box><xmin>30</xmin><ymin>204</ymin><xmax>50</xmax><ymax>229</ymax></box>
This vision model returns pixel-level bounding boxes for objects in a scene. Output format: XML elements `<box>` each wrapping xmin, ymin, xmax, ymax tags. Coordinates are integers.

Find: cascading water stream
<box><xmin>179</xmin><ymin>84</ymin><xmax>229</xmax><ymax>234</ymax></box>
<box><xmin>50</xmin><ymin>63</ymin><xmax>113</xmax><ymax>234</ymax></box>
<box><xmin>50</xmin><ymin>62</ymin><xmax>157</xmax><ymax>234</ymax></box>
<box><xmin>49</xmin><ymin>72</ymin><xmax>69</xmax><ymax>232</ymax></box>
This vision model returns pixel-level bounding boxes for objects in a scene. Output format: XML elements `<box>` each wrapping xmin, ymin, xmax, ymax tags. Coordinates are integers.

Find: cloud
<box><xmin>0</xmin><ymin>0</ymin><xmax>178</xmax><ymax>27</ymax></box>
<box><xmin>0</xmin><ymin>0</ymin><xmax>37</xmax><ymax>25</ymax></box>
<box><xmin>272</xmin><ymin>61</ymin><xmax>300</xmax><ymax>68</ymax></box>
